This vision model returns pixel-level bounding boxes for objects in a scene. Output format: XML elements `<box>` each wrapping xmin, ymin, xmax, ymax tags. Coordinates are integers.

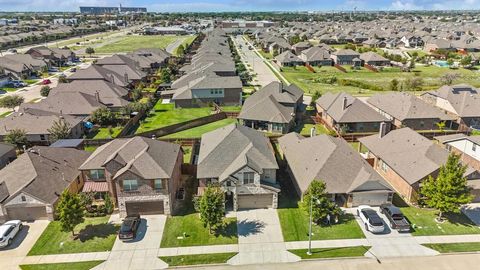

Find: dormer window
<box><xmin>90</xmin><ymin>169</ymin><xmax>105</xmax><ymax>180</ymax></box>
<box><xmin>154</xmin><ymin>179</ymin><xmax>163</xmax><ymax>190</ymax></box>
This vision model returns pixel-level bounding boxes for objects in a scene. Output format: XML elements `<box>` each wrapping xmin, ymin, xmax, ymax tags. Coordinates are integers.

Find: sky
<box><xmin>0</xmin><ymin>0</ymin><xmax>479</xmax><ymax>12</ymax></box>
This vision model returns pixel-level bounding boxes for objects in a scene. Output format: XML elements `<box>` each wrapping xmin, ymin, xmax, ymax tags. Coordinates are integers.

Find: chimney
<box><xmin>124</xmin><ymin>72</ymin><xmax>129</xmax><ymax>84</ymax></box>
<box><xmin>94</xmin><ymin>91</ymin><xmax>100</xmax><ymax>102</ymax></box>
<box><xmin>109</xmin><ymin>74</ymin><xmax>115</xmax><ymax>84</ymax></box>
<box><xmin>379</xmin><ymin>122</ymin><xmax>388</xmax><ymax>138</ymax></box>
<box><xmin>342</xmin><ymin>96</ymin><xmax>348</xmax><ymax>111</ymax></box>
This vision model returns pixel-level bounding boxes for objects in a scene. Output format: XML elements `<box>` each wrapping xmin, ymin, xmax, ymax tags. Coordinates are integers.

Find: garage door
<box><xmin>352</xmin><ymin>192</ymin><xmax>389</xmax><ymax>207</ymax></box>
<box><xmin>237</xmin><ymin>194</ymin><xmax>273</xmax><ymax>209</ymax></box>
<box><xmin>6</xmin><ymin>206</ymin><xmax>48</xmax><ymax>221</ymax></box>
<box><xmin>126</xmin><ymin>200</ymin><xmax>164</xmax><ymax>215</ymax></box>
<box><xmin>471</xmin><ymin>189</ymin><xmax>480</xmax><ymax>203</ymax></box>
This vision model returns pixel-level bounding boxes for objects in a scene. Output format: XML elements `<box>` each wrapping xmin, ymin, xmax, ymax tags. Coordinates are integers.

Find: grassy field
<box><xmin>423</xmin><ymin>242</ymin><xmax>480</xmax><ymax>253</ymax></box>
<box><xmin>87</xmin><ymin>126</ymin><xmax>122</xmax><ymax>139</ymax></box>
<box><xmin>28</xmin><ymin>216</ymin><xmax>118</xmax><ymax>255</ymax></box>
<box><xmin>289</xmin><ymin>246</ymin><xmax>370</xmax><ymax>259</ymax></box>
<box><xmin>96</xmin><ymin>35</ymin><xmax>182</xmax><ymax>53</ymax></box>
<box><xmin>161</xmin><ymin>214</ymin><xmax>238</xmax><ymax>247</ymax></box>
<box><xmin>135</xmin><ymin>100</ymin><xmax>213</xmax><ymax>134</ymax></box>
<box><xmin>277</xmin><ymin>206</ymin><xmax>365</xmax><ymax>241</ymax></box>
<box><xmin>281</xmin><ymin>65</ymin><xmax>480</xmax><ymax>96</ymax></box>
<box><xmin>162</xmin><ymin>118</ymin><xmax>237</xmax><ymax>139</ymax></box>
<box><xmin>20</xmin><ymin>261</ymin><xmax>104</xmax><ymax>270</ymax></box>
<box><xmin>174</xmin><ymin>35</ymin><xmax>197</xmax><ymax>56</ymax></box>
<box><xmin>160</xmin><ymin>252</ymin><xmax>237</xmax><ymax>266</ymax></box>
<box><xmin>400</xmin><ymin>207</ymin><xmax>480</xmax><ymax>236</ymax></box>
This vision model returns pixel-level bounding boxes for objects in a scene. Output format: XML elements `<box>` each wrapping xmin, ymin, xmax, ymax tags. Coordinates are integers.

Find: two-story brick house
<box><xmin>197</xmin><ymin>124</ymin><xmax>280</xmax><ymax>211</ymax></box>
<box><xmin>79</xmin><ymin>137</ymin><xmax>183</xmax><ymax>217</ymax></box>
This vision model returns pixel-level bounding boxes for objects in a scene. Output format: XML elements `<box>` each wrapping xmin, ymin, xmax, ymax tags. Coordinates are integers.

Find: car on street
<box><xmin>41</xmin><ymin>79</ymin><xmax>51</xmax><ymax>85</ymax></box>
<box><xmin>118</xmin><ymin>214</ymin><xmax>141</xmax><ymax>240</ymax></box>
<box><xmin>70</xmin><ymin>67</ymin><xmax>77</xmax><ymax>72</ymax></box>
<box><xmin>10</xmin><ymin>80</ymin><xmax>27</xmax><ymax>88</ymax></box>
<box><xmin>0</xmin><ymin>220</ymin><xmax>23</xmax><ymax>248</ymax></box>
<box><xmin>380</xmin><ymin>204</ymin><xmax>410</xmax><ymax>232</ymax></box>
<box><xmin>357</xmin><ymin>205</ymin><xmax>385</xmax><ymax>233</ymax></box>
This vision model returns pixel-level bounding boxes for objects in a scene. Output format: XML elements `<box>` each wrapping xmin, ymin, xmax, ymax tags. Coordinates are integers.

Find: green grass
<box><xmin>349</xmin><ymin>142</ymin><xmax>368</xmax><ymax>153</ymax></box>
<box><xmin>87</xmin><ymin>126</ymin><xmax>122</xmax><ymax>139</ymax></box>
<box><xmin>136</xmin><ymin>100</ymin><xmax>213</xmax><ymax>134</ymax></box>
<box><xmin>96</xmin><ymin>35</ymin><xmax>182</xmax><ymax>53</ymax></box>
<box><xmin>0</xmin><ymin>111</ymin><xmax>12</xmax><ymax>118</ymax></box>
<box><xmin>221</xmin><ymin>106</ymin><xmax>242</xmax><ymax>112</ymax></box>
<box><xmin>281</xmin><ymin>65</ymin><xmax>480</xmax><ymax>96</ymax></box>
<box><xmin>160</xmin><ymin>214</ymin><xmax>238</xmax><ymax>247</ymax></box>
<box><xmin>160</xmin><ymin>252</ymin><xmax>237</xmax><ymax>266</ymax></box>
<box><xmin>174</xmin><ymin>35</ymin><xmax>197</xmax><ymax>56</ymax></box>
<box><xmin>84</xmin><ymin>145</ymin><xmax>99</xmax><ymax>152</ymax></box>
<box><xmin>182</xmin><ymin>146</ymin><xmax>192</xmax><ymax>163</ymax></box>
<box><xmin>162</xmin><ymin>118</ymin><xmax>237</xmax><ymax>139</ymax></box>
<box><xmin>400</xmin><ymin>207</ymin><xmax>480</xmax><ymax>236</ymax></box>
<box><xmin>28</xmin><ymin>216</ymin><xmax>118</xmax><ymax>255</ymax></box>
<box><xmin>289</xmin><ymin>246</ymin><xmax>370</xmax><ymax>259</ymax></box>
<box><xmin>423</xmin><ymin>242</ymin><xmax>480</xmax><ymax>253</ymax></box>
<box><xmin>277</xmin><ymin>207</ymin><xmax>365</xmax><ymax>241</ymax></box>
<box><xmin>297</xmin><ymin>123</ymin><xmax>331</xmax><ymax>136</ymax></box>
<box><xmin>20</xmin><ymin>261</ymin><xmax>104</xmax><ymax>270</ymax></box>
<box><xmin>24</xmin><ymin>79</ymin><xmax>39</xmax><ymax>85</ymax></box>
<box><xmin>0</xmin><ymin>86</ymin><xmax>18</xmax><ymax>92</ymax></box>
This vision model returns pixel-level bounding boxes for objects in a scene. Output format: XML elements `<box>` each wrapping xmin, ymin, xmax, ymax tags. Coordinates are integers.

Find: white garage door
<box><xmin>237</xmin><ymin>194</ymin><xmax>273</xmax><ymax>209</ymax></box>
<box><xmin>352</xmin><ymin>192</ymin><xmax>389</xmax><ymax>207</ymax></box>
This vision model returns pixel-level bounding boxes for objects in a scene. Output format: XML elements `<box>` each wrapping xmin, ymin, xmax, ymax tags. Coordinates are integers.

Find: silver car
<box><xmin>0</xmin><ymin>220</ymin><xmax>23</xmax><ymax>248</ymax></box>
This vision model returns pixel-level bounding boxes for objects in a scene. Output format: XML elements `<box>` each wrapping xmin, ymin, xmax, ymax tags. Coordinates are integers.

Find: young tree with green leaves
<box><xmin>421</xmin><ymin>154</ymin><xmax>473</xmax><ymax>221</ymax></box>
<box><xmin>160</xmin><ymin>68</ymin><xmax>172</xmax><ymax>83</ymax></box>
<box><xmin>0</xmin><ymin>95</ymin><xmax>24</xmax><ymax>112</ymax></box>
<box><xmin>389</xmin><ymin>79</ymin><xmax>399</xmax><ymax>91</ymax></box>
<box><xmin>40</xmin><ymin>86</ymin><xmax>51</xmax><ymax>97</ymax></box>
<box><xmin>56</xmin><ymin>190</ymin><xmax>85</xmax><ymax>236</ymax></box>
<box><xmin>197</xmin><ymin>184</ymin><xmax>225</xmax><ymax>234</ymax></box>
<box><xmin>460</xmin><ymin>55</ymin><xmax>472</xmax><ymax>67</ymax></box>
<box><xmin>4</xmin><ymin>128</ymin><xmax>27</xmax><ymax>149</ymax></box>
<box><xmin>310</xmin><ymin>91</ymin><xmax>321</xmax><ymax>107</ymax></box>
<box><xmin>85</xmin><ymin>47</ymin><xmax>95</xmax><ymax>57</ymax></box>
<box><xmin>91</xmin><ymin>107</ymin><xmax>116</xmax><ymax>126</ymax></box>
<box><xmin>300</xmin><ymin>180</ymin><xmax>340</xmax><ymax>224</ymax></box>
<box><xmin>176</xmin><ymin>44</ymin><xmax>185</xmax><ymax>56</ymax></box>
<box><xmin>47</xmin><ymin>118</ymin><xmax>72</xmax><ymax>142</ymax></box>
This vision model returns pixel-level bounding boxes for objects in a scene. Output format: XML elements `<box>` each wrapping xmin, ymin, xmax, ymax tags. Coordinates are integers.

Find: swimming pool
<box><xmin>434</xmin><ymin>60</ymin><xmax>450</xmax><ymax>67</ymax></box>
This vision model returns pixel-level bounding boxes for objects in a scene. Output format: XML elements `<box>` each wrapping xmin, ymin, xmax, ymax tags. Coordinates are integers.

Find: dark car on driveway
<box><xmin>118</xmin><ymin>214</ymin><xmax>141</xmax><ymax>240</ymax></box>
<box><xmin>380</xmin><ymin>204</ymin><xmax>410</xmax><ymax>232</ymax></box>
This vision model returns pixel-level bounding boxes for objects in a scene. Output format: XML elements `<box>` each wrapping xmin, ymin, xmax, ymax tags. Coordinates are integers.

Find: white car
<box><xmin>357</xmin><ymin>205</ymin><xmax>385</xmax><ymax>233</ymax></box>
<box><xmin>0</xmin><ymin>220</ymin><xmax>23</xmax><ymax>248</ymax></box>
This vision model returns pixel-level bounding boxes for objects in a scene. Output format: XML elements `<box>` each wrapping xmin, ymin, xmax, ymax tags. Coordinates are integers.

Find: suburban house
<box><xmin>359</xmin><ymin>51</ymin><xmax>390</xmax><ymax>66</ymax></box>
<box><xmin>316</xmin><ymin>92</ymin><xmax>390</xmax><ymax>133</ymax></box>
<box><xmin>421</xmin><ymin>84</ymin><xmax>480</xmax><ymax>130</ymax></box>
<box><xmin>435</xmin><ymin>134</ymin><xmax>480</xmax><ymax>174</ymax></box>
<box><xmin>238</xmin><ymin>82</ymin><xmax>303</xmax><ymax>134</ymax></box>
<box><xmin>0</xmin><ymin>54</ymin><xmax>47</xmax><ymax>79</ymax></box>
<box><xmin>197</xmin><ymin>124</ymin><xmax>280</xmax><ymax>211</ymax></box>
<box><xmin>368</xmin><ymin>92</ymin><xmax>455</xmax><ymax>130</ymax></box>
<box><xmin>0</xmin><ymin>143</ymin><xmax>16</xmax><ymax>169</ymax></box>
<box><xmin>359</xmin><ymin>128</ymin><xmax>480</xmax><ymax>203</ymax></box>
<box><xmin>78</xmin><ymin>137</ymin><xmax>183</xmax><ymax>217</ymax></box>
<box><xmin>0</xmin><ymin>146</ymin><xmax>90</xmax><ymax>222</ymax></box>
<box><xmin>26</xmin><ymin>46</ymin><xmax>76</xmax><ymax>66</ymax></box>
<box><xmin>292</xmin><ymin>41</ymin><xmax>312</xmax><ymax>55</ymax></box>
<box><xmin>0</xmin><ymin>112</ymin><xmax>84</xmax><ymax>144</ymax></box>
<box><xmin>127</xmin><ymin>48</ymin><xmax>171</xmax><ymax>72</ymax></box>
<box><xmin>278</xmin><ymin>133</ymin><xmax>393</xmax><ymax>207</ymax></box>
<box><xmin>400</xmin><ymin>35</ymin><xmax>424</xmax><ymax>48</ymax></box>
<box><xmin>274</xmin><ymin>50</ymin><xmax>305</xmax><ymax>67</ymax></box>
<box><xmin>331</xmin><ymin>49</ymin><xmax>361</xmax><ymax>66</ymax></box>
<box><xmin>299</xmin><ymin>46</ymin><xmax>333</xmax><ymax>66</ymax></box>
<box><xmin>69</xmin><ymin>65</ymin><xmax>131</xmax><ymax>88</ymax></box>
<box><xmin>95</xmin><ymin>54</ymin><xmax>147</xmax><ymax>86</ymax></box>
<box><xmin>424</xmin><ymin>39</ymin><xmax>455</xmax><ymax>52</ymax></box>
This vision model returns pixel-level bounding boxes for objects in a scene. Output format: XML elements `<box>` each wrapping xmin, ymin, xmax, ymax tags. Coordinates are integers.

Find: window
<box><xmin>90</xmin><ymin>169</ymin><xmax>105</xmax><ymax>180</ymax></box>
<box><xmin>420</xmin><ymin>121</ymin><xmax>425</xmax><ymax>127</ymax></box>
<box><xmin>40</xmin><ymin>134</ymin><xmax>46</xmax><ymax>141</ymax></box>
<box><xmin>243</xmin><ymin>172</ymin><xmax>255</xmax><ymax>184</ymax></box>
<box><xmin>123</xmin><ymin>179</ymin><xmax>138</xmax><ymax>191</ymax></box>
<box><xmin>380</xmin><ymin>160</ymin><xmax>389</xmax><ymax>172</ymax></box>
<box><xmin>210</xmin><ymin>90</ymin><xmax>214</xmax><ymax>95</ymax></box>
<box><xmin>21</xmin><ymin>195</ymin><xmax>26</xmax><ymax>202</ymax></box>
<box><xmin>226</xmin><ymin>181</ymin><xmax>231</xmax><ymax>187</ymax></box>
<box><xmin>473</xmin><ymin>144</ymin><xmax>477</xmax><ymax>152</ymax></box>
<box><xmin>154</xmin><ymin>179</ymin><xmax>163</xmax><ymax>190</ymax></box>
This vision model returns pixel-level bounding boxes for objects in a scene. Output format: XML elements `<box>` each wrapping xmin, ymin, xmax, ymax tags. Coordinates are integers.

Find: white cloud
<box><xmin>390</xmin><ymin>0</ymin><xmax>424</xmax><ymax>10</ymax></box>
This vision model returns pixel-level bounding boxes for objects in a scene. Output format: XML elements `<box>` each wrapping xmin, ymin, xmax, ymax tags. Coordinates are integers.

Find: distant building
<box><xmin>220</xmin><ymin>20</ymin><xmax>277</xmax><ymax>28</ymax></box>
<box><xmin>53</xmin><ymin>18</ymin><xmax>78</xmax><ymax>25</ymax></box>
<box><xmin>143</xmin><ymin>26</ymin><xmax>187</xmax><ymax>35</ymax></box>
<box><xmin>79</xmin><ymin>6</ymin><xmax>147</xmax><ymax>14</ymax></box>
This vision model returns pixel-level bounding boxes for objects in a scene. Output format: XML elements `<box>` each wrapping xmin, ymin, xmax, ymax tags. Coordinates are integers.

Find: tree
<box><xmin>160</xmin><ymin>68</ymin><xmax>172</xmax><ymax>83</ymax></box>
<box><xmin>440</xmin><ymin>73</ymin><xmax>460</xmax><ymax>85</ymax></box>
<box><xmin>447</xmin><ymin>58</ymin><xmax>454</xmax><ymax>67</ymax></box>
<box><xmin>104</xmin><ymin>193</ymin><xmax>114</xmax><ymax>214</ymax></box>
<box><xmin>310</xmin><ymin>91</ymin><xmax>321</xmax><ymax>107</ymax></box>
<box><xmin>421</xmin><ymin>154</ymin><xmax>473</xmax><ymax>221</ymax></box>
<box><xmin>405</xmin><ymin>77</ymin><xmax>423</xmax><ymax>92</ymax></box>
<box><xmin>56</xmin><ymin>190</ymin><xmax>85</xmax><ymax>236</ymax></box>
<box><xmin>47</xmin><ymin>118</ymin><xmax>72</xmax><ymax>142</ymax></box>
<box><xmin>288</xmin><ymin>35</ymin><xmax>301</xmax><ymax>45</ymax></box>
<box><xmin>131</xmin><ymin>88</ymin><xmax>143</xmax><ymax>101</ymax></box>
<box><xmin>389</xmin><ymin>79</ymin><xmax>399</xmax><ymax>91</ymax></box>
<box><xmin>176</xmin><ymin>44</ymin><xmax>185</xmax><ymax>56</ymax></box>
<box><xmin>85</xmin><ymin>47</ymin><xmax>95</xmax><ymax>57</ymax></box>
<box><xmin>0</xmin><ymin>95</ymin><xmax>24</xmax><ymax>112</ymax></box>
<box><xmin>197</xmin><ymin>184</ymin><xmax>225</xmax><ymax>234</ymax></box>
<box><xmin>4</xmin><ymin>129</ymin><xmax>27</xmax><ymax>148</ymax></box>
<box><xmin>121</xmin><ymin>102</ymin><xmax>149</xmax><ymax>115</ymax></box>
<box><xmin>300</xmin><ymin>180</ymin><xmax>340</xmax><ymax>224</ymax></box>
<box><xmin>409</xmin><ymin>58</ymin><xmax>416</xmax><ymax>69</ymax></box>
<box><xmin>436</xmin><ymin>121</ymin><xmax>446</xmax><ymax>131</ymax></box>
<box><xmin>91</xmin><ymin>108</ymin><xmax>116</xmax><ymax>126</ymax></box>
<box><xmin>40</xmin><ymin>86</ymin><xmax>51</xmax><ymax>97</ymax></box>
<box><xmin>460</xmin><ymin>55</ymin><xmax>472</xmax><ymax>67</ymax></box>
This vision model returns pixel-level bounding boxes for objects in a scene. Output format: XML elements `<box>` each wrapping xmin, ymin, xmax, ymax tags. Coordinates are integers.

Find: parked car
<box><xmin>380</xmin><ymin>204</ymin><xmax>410</xmax><ymax>232</ymax></box>
<box><xmin>0</xmin><ymin>220</ymin><xmax>23</xmax><ymax>248</ymax></box>
<box><xmin>7</xmin><ymin>49</ymin><xmax>17</xmax><ymax>53</ymax></box>
<box><xmin>70</xmin><ymin>67</ymin><xmax>77</xmax><ymax>72</ymax></box>
<box><xmin>357</xmin><ymin>205</ymin><xmax>385</xmax><ymax>233</ymax></box>
<box><xmin>41</xmin><ymin>79</ymin><xmax>51</xmax><ymax>85</ymax></box>
<box><xmin>10</xmin><ymin>80</ymin><xmax>27</xmax><ymax>88</ymax></box>
<box><xmin>118</xmin><ymin>214</ymin><xmax>141</xmax><ymax>240</ymax></box>
<box><xmin>48</xmin><ymin>68</ymin><xmax>58</xmax><ymax>73</ymax></box>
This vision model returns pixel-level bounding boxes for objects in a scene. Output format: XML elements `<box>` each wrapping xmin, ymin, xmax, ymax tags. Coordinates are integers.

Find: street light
<box><xmin>307</xmin><ymin>195</ymin><xmax>319</xmax><ymax>256</ymax></box>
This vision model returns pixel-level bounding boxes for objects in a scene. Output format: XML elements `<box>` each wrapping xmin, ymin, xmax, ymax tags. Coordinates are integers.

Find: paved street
<box><xmin>165</xmin><ymin>36</ymin><xmax>188</xmax><ymax>54</ymax></box>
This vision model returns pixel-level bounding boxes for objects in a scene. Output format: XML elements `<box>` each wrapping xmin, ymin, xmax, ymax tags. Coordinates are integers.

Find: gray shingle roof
<box><xmin>425</xmin><ymin>84</ymin><xmax>480</xmax><ymax>118</ymax></box>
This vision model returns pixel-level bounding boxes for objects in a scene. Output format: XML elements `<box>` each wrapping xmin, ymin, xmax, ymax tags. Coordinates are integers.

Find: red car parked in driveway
<box><xmin>41</xmin><ymin>79</ymin><xmax>51</xmax><ymax>85</ymax></box>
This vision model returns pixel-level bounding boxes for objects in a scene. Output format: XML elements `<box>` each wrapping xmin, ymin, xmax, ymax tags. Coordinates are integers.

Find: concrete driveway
<box><xmin>0</xmin><ymin>220</ymin><xmax>49</xmax><ymax>270</ymax></box>
<box><xmin>228</xmin><ymin>209</ymin><xmax>299</xmax><ymax>265</ymax></box>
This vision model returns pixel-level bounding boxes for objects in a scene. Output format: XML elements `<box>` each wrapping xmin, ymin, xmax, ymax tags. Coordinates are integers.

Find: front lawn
<box><xmin>400</xmin><ymin>207</ymin><xmax>480</xmax><ymax>236</ymax></box>
<box><xmin>160</xmin><ymin>214</ymin><xmax>238</xmax><ymax>247</ymax></box>
<box><xmin>20</xmin><ymin>261</ymin><xmax>104</xmax><ymax>270</ymax></box>
<box><xmin>160</xmin><ymin>252</ymin><xmax>237</xmax><ymax>266</ymax></box>
<box><xmin>289</xmin><ymin>246</ymin><xmax>370</xmax><ymax>259</ymax></box>
<box><xmin>161</xmin><ymin>118</ymin><xmax>237</xmax><ymax>139</ymax></box>
<box><xmin>277</xmin><ymin>207</ymin><xmax>365</xmax><ymax>241</ymax></box>
<box><xmin>135</xmin><ymin>100</ymin><xmax>213</xmax><ymax>134</ymax></box>
<box><xmin>28</xmin><ymin>216</ymin><xmax>118</xmax><ymax>255</ymax></box>
<box><xmin>95</xmin><ymin>35</ymin><xmax>182</xmax><ymax>53</ymax></box>
<box><xmin>423</xmin><ymin>242</ymin><xmax>480</xmax><ymax>253</ymax></box>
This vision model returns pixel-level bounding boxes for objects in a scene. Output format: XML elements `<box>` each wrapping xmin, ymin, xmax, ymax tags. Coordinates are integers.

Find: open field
<box><xmin>95</xmin><ymin>35</ymin><xmax>182</xmax><ymax>53</ymax></box>
<box><xmin>280</xmin><ymin>65</ymin><xmax>480</xmax><ymax>96</ymax></box>
<box><xmin>174</xmin><ymin>35</ymin><xmax>197</xmax><ymax>56</ymax></box>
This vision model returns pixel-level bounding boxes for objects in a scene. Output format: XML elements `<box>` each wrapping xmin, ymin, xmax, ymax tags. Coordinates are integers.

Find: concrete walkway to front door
<box><xmin>227</xmin><ymin>209</ymin><xmax>300</xmax><ymax>265</ymax></box>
